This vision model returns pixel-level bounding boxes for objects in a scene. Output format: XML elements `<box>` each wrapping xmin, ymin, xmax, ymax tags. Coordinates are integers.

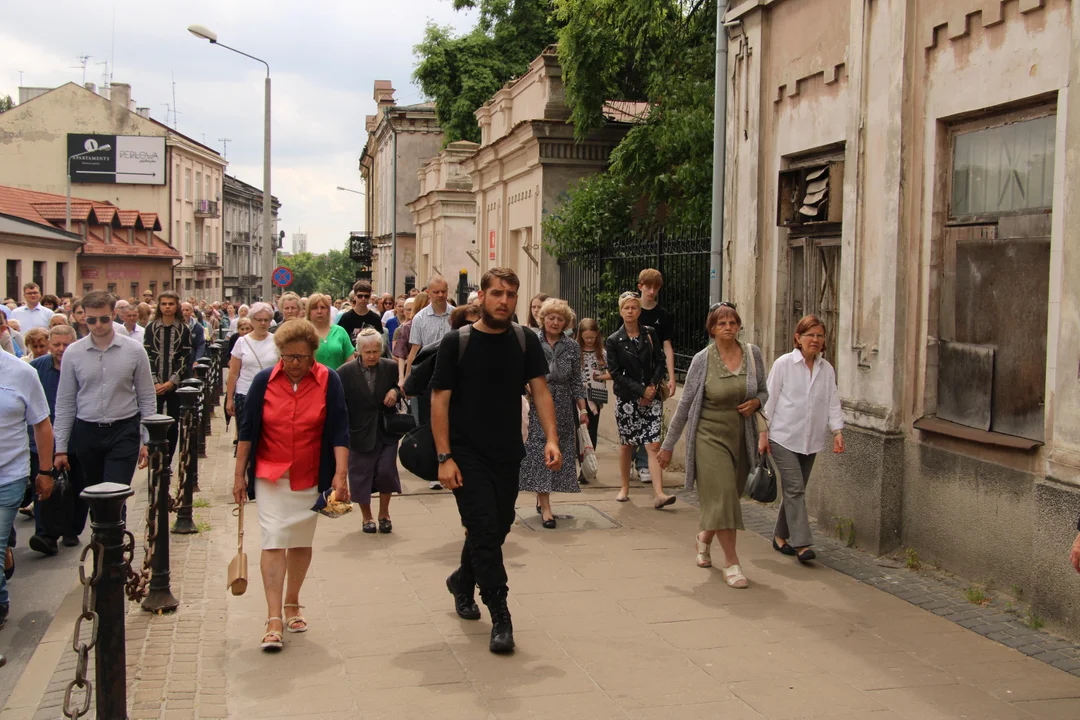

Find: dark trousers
<box><xmin>156</xmin><ymin>390</ymin><xmax>180</xmax><ymax>462</ymax></box>
<box><xmin>70</xmin><ymin>416</ymin><xmax>141</xmax><ymax>490</ymax></box>
<box><xmin>452</xmin><ymin>449</ymin><xmax>521</xmax><ymax>600</ymax></box>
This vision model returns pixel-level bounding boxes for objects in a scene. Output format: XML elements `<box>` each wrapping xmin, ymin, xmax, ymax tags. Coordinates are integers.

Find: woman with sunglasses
<box><xmin>759</xmin><ymin>314</ymin><xmax>843</xmax><ymax>564</ymax></box>
<box><xmin>233</xmin><ymin>318</ymin><xmax>350</xmax><ymax>651</ymax></box>
<box><xmin>659</xmin><ymin>302</ymin><xmax>768</xmax><ymax>589</ymax></box>
<box><xmin>606</xmin><ymin>291</ymin><xmax>676</xmax><ymax>508</ymax></box>
<box><xmin>226</xmin><ymin>303</ymin><xmax>279</xmax><ymax>427</ymax></box>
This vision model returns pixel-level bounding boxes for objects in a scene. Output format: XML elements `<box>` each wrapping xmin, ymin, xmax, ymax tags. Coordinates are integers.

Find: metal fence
<box><xmin>557</xmin><ymin>226</ymin><xmax>711</xmax><ymax>375</ymax></box>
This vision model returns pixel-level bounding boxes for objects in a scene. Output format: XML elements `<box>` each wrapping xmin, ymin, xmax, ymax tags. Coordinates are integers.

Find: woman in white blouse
<box><xmin>759</xmin><ymin>314</ymin><xmax>844</xmax><ymax>564</ymax></box>
<box><xmin>226</xmin><ymin>302</ymin><xmax>280</xmax><ymax>425</ymax></box>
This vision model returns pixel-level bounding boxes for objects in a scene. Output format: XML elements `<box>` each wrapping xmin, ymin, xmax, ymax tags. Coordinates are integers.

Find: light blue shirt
<box><xmin>0</xmin><ymin>350</ymin><xmax>50</xmax><ymax>485</ymax></box>
<box><xmin>10</xmin><ymin>304</ymin><xmax>54</xmax><ymax>332</ymax></box>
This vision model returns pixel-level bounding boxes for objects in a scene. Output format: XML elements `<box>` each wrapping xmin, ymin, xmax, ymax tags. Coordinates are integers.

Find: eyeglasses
<box><xmin>356</xmin><ymin>294</ymin><xmax>370</xmax><ymax>300</ymax></box>
<box><xmin>85</xmin><ymin>316</ymin><xmax>111</xmax><ymax>325</ymax></box>
<box><xmin>710</xmin><ymin>301</ymin><xmax>737</xmax><ymax>311</ymax></box>
<box><xmin>281</xmin><ymin>354</ymin><xmax>313</xmax><ymax>363</ymax></box>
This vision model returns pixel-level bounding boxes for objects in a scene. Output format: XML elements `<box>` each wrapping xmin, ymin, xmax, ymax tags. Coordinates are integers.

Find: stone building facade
<box><xmin>222</xmin><ymin>174</ymin><xmax>280</xmax><ymax>305</ymax></box>
<box><xmin>407</xmin><ymin>141</ymin><xmax>480</xmax><ymax>289</ymax></box>
<box><xmin>721</xmin><ymin>0</ymin><xmax>1079</xmax><ymax>632</ymax></box>
<box><xmin>462</xmin><ymin>47</ymin><xmax>642</xmax><ymax>303</ymax></box>
<box><xmin>358</xmin><ymin>81</ymin><xmax>444</xmax><ymax>295</ymax></box>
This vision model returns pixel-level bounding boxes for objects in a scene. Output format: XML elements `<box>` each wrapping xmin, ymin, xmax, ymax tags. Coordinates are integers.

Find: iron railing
<box><xmin>194</xmin><ymin>252</ymin><xmax>219</xmax><ymax>268</ymax></box>
<box><xmin>194</xmin><ymin>200</ymin><xmax>219</xmax><ymax>218</ymax></box>
<box><xmin>557</xmin><ymin>226</ymin><xmax>710</xmax><ymax>376</ymax></box>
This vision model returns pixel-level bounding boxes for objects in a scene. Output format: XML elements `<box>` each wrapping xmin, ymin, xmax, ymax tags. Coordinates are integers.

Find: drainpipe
<box><xmin>709</xmin><ymin>0</ymin><xmax>730</xmax><ymax>305</ymax></box>
<box><xmin>386</xmin><ymin>107</ymin><xmax>399</xmax><ymax>295</ymax></box>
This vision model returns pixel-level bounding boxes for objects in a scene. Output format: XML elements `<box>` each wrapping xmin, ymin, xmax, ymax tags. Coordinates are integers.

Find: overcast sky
<box><xmin>0</xmin><ymin>0</ymin><xmax>476</xmax><ymax>254</ymax></box>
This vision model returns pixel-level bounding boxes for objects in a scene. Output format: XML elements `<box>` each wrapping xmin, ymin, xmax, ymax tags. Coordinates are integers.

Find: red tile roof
<box><xmin>0</xmin><ymin>185</ymin><xmax>177</xmax><ymax>258</ymax></box>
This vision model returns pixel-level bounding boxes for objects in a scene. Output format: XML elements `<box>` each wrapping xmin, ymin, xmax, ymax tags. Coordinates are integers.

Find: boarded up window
<box><xmin>938</xmin><ymin>109</ymin><xmax>1054</xmax><ymax>441</ymax></box>
<box><xmin>951</xmin><ymin>114</ymin><xmax>1055</xmax><ymax>218</ymax></box>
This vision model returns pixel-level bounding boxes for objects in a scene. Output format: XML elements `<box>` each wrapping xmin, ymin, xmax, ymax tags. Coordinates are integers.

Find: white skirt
<box><xmin>256</xmin><ymin>472</ymin><xmax>319</xmax><ymax>549</ymax></box>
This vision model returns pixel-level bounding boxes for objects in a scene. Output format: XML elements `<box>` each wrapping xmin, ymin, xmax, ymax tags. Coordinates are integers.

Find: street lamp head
<box><xmin>98</xmin><ymin>144</ymin><xmax>112</xmax><ymax>152</ymax></box>
<box><xmin>187</xmin><ymin>24</ymin><xmax>218</xmax><ymax>43</ymax></box>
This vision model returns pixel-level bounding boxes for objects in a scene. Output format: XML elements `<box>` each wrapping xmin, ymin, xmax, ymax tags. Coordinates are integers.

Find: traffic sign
<box><xmin>272</xmin><ymin>266</ymin><xmax>293</xmax><ymax>288</ymax></box>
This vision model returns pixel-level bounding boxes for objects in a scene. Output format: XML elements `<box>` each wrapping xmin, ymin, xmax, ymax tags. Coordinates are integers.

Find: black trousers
<box><xmin>452</xmin><ymin>448</ymin><xmax>521</xmax><ymax>600</ymax></box>
<box><xmin>29</xmin><ymin>453</ymin><xmax>88</xmax><ymax>540</ymax></box>
<box><xmin>156</xmin><ymin>390</ymin><xmax>180</xmax><ymax>462</ymax></box>
<box><xmin>70</xmin><ymin>416</ymin><xmax>141</xmax><ymax>490</ymax></box>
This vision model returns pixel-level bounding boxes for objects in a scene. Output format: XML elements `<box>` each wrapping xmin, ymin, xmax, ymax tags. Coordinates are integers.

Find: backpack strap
<box><xmin>456</xmin><ymin>323</ymin><xmax>526</xmax><ymax>366</ymax></box>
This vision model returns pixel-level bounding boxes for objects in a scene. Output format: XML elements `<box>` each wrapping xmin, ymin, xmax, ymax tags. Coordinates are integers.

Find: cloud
<box><xmin>0</xmin><ymin>0</ymin><xmax>476</xmax><ymax>253</ymax></box>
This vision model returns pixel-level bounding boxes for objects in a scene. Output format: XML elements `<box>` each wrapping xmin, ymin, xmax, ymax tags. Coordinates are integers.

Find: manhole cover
<box><xmin>516</xmin><ymin>503</ymin><xmax>620</xmax><ymax>531</ymax></box>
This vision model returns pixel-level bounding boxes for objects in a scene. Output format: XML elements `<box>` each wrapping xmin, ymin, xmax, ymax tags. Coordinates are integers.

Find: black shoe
<box><xmin>578</xmin><ymin>473</ymin><xmax>589</xmax><ymax>485</ymax></box>
<box><xmin>542</xmin><ymin>517</ymin><xmax>556</xmax><ymax>529</ymax></box>
<box><xmin>378</xmin><ymin>518</ymin><xmax>392</xmax><ymax>534</ymax></box>
<box><xmin>484</xmin><ymin>593</ymin><xmax>515</xmax><ymax>654</ymax></box>
<box><xmin>797</xmin><ymin>548</ymin><xmax>817</xmax><ymax>564</ymax></box>
<box><xmin>29</xmin><ymin>535</ymin><xmax>58</xmax><ymax>556</ymax></box>
<box><xmin>446</xmin><ymin>573</ymin><xmax>481</xmax><ymax>620</ymax></box>
<box><xmin>0</xmin><ymin>603</ymin><xmax>8</xmax><ymax>631</ymax></box>
<box><xmin>62</xmin><ymin>536</ymin><xmax>80</xmax><ymax>548</ymax></box>
<box><xmin>536</xmin><ymin>505</ymin><xmax>542</xmax><ymax>515</ymax></box>
<box><xmin>18</xmin><ymin>508</ymin><xmax>33</xmax><ymax>520</ymax></box>
<box><xmin>772</xmin><ymin>538</ymin><xmax>796</xmax><ymax>556</ymax></box>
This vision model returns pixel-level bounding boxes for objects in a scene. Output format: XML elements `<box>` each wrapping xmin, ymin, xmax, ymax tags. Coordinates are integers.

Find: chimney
<box><xmin>136</xmin><ymin>107</ymin><xmax>150</xmax><ymax>119</ymax></box>
<box><xmin>111</xmin><ymin>82</ymin><xmax>131</xmax><ymax>111</ymax></box>
<box><xmin>84</xmin><ymin>82</ymin><xmax>96</xmax><ymax>94</ymax></box>
<box><xmin>373</xmin><ymin>80</ymin><xmax>396</xmax><ymax>109</ymax></box>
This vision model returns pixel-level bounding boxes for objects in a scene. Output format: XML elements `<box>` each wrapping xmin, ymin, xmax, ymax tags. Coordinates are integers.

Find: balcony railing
<box><xmin>194</xmin><ymin>200</ymin><xmax>220</xmax><ymax>219</ymax></box>
<box><xmin>228</xmin><ymin>230</ymin><xmax>251</xmax><ymax>245</ymax></box>
<box><xmin>243</xmin><ymin>274</ymin><xmax>262</xmax><ymax>287</ymax></box>
<box><xmin>194</xmin><ymin>252</ymin><xmax>219</xmax><ymax>268</ymax></box>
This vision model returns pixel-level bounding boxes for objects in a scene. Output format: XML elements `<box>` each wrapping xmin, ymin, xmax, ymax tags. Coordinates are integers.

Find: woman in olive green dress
<box><xmin>659</xmin><ymin>303</ymin><xmax>768</xmax><ymax>588</ymax></box>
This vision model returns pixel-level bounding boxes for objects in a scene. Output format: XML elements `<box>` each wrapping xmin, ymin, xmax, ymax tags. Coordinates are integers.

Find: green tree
<box><xmin>544</xmin><ymin>0</ymin><xmax>716</xmax><ymax>254</ymax></box>
<box><xmin>279</xmin><ymin>252</ymin><xmax>321</xmax><ymax>297</ymax></box>
<box><xmin>413</xmin><ymin>0</ymin><xmax>559</xmax><ymax>144</ymax></box>
<box><xmin>0</xmin><ymin>95</ymin><xmax>14</xmax><ymax>114</ymax></box>
<box><xmin>279</xmin><ymin>242</ymin><xmax>362</xmax><ymax>300</ymax></box>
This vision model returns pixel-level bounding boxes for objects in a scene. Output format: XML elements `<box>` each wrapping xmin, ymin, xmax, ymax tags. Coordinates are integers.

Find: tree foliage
<box><xmin>280</xmin><ymin>243</ymin><xmax>358</xmax><ymax>299</ymax></box>
<box><xmin>544</xmin><ymin>0</ymin><xmax>716</xmax><ymax>255</ymax></box>
<box><xmin>0</xmin><ymin>95</ymin><xmax>14</xmax><ymax>114</ymax></box>
<box><xmin>413</xmin><ymin>0</ymin><xmax>559</xmax><ymax>144</ymax></box>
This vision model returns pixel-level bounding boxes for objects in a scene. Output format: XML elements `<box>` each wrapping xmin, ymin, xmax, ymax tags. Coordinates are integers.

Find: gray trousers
<box><xmin>770</xmin><ymin>442</ymin><xmax>817</xmax><ymax>548</ymax></box>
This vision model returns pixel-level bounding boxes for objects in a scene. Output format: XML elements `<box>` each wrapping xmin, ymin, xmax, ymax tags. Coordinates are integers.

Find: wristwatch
<box><xmin>437</xmin><ymin>453</ymin><xmax>453</xmax><ymax>464</ymax></box>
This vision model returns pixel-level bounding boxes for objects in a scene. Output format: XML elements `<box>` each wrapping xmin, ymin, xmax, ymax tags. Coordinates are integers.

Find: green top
<box><xmin>315</xmin><ymin>324</ymin><xmax>355</xmax><ymax>370</ymax></box>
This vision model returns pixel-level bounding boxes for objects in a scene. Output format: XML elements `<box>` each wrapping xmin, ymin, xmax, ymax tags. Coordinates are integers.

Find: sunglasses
<box><xmin>85</xmin><ymin>316</ymin><xmax>112</xmax><ymax>325</ymax></box>
<box><xmin>356</xmin><ymin>294</ymin><xmax>370</xmax><ymax>299</ymax></box>
<box><xmin>619</xmin><ymin>291</ymin><xmax>640</xmax><ymax>302</ymax></box>
<box><xmin>710</xmin><ymin>301</ymin><xmax>737</xmax><ymax>311</ymax></box>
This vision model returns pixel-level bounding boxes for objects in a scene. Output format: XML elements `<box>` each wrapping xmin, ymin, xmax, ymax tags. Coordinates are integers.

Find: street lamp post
<box><xmin>335</xmin><ymin>186</ymin><xmax>365</xmax><ymax>197</ymax></box>
<box><xmin>188</xmin><ymin>24</ymin><xmax>274</xmax><ymax>302</ymax></box>
<box><xmin>67</xmin><ymin>144</ymin><xmax>111</xmax><ymax>232</ymax></box>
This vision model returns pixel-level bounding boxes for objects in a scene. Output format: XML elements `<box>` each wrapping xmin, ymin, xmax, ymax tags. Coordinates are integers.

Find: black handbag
<box><xmin>746</xmin><ymin>454</ymin><xmax>779</xmax><ymax>504</ymax></box>
<box><xmin>381</xmin><ymin>399</ymin><xmax>417</xmax><ymax>438</ymax></box>
<box><xmin>399</xmin><ymin>424</ymin><xmax>439</xmax><ymax>482</ymax></box>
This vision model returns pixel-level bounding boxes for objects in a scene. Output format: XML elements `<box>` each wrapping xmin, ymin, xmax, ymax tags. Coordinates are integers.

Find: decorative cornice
<box><xmin>925</xmin><ymin>0</ymin><xmax>1046</xmax><ymax>50</ymax></box>
<box><xmin>775</xmin><ymin>56</ymin><xmax>847</xmax><ymax>103</ymax></box>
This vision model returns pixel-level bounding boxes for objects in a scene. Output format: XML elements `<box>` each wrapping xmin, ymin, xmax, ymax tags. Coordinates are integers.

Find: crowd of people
<box><xmin>1</xmin><ymin>269</ymin><xmax>848</xmax><ymax>659</ymax></box>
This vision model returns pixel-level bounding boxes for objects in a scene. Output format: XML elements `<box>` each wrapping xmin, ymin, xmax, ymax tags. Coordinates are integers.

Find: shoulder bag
<box><xmin>745</xmin><ymin>411</ymin><xmax>780</xmax><ymax>503</ymax></box>
<box><xmin>382</xmin><ymin>397</ymin><xmax>418</xmax><ymax>437</ymax></box>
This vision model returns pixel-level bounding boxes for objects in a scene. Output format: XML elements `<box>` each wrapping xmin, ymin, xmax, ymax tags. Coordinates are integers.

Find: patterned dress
<box><xmin>519</xmin><ymin>334</ymin><xmax>585</xmax><ymax>494</ymax></box>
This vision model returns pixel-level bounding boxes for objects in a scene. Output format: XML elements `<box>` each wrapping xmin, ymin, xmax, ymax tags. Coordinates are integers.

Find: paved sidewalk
<box><xmin>9</xmin><ymin>417</ymin><xmax>1080</xmax><ymax>719</ymax></box>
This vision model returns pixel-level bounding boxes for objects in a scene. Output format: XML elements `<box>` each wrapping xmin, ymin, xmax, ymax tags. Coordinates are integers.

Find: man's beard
<box><xmin>480</xmin><ymin>305</ymin><xmax>512</xmax><ymax>329</ymax></box>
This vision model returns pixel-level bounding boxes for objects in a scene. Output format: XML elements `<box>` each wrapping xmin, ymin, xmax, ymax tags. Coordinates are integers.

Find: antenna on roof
<box><xmin>109</xmin><ymin>5</ymin><xmax>116</xmax><ymax>87</ymax></box>
<box><xmin>219</xmin><ymin>138</ymin><xmax>232</xmax><ymax>160</ymax></box>
<box><xmin>97</xmin><ymin>61</ymin><xmax>109</xmax><ymax>91</ymax></box>
<box><xmin>18</xmin><ymin>71</ymin><xmax>24</xmax><ymax>86</ymax></box>
<box><xmin>171</xmin><ymin>71</ymin><xmax>179</xmax><ymax>129</ymax></box>
<box><xmin>72</xmin><ymin>56</ymin><xmax>92</xmax><ymax>86</ymax></box>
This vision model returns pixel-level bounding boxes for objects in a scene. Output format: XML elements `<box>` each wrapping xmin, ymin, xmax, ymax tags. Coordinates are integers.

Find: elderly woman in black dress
<box><xmin>519</xmin><ymin>298</ymin><xmax>587</xmax><ymax>529</ymax></box>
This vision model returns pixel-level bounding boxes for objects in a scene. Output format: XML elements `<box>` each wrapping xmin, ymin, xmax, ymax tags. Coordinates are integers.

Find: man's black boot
<box><xmin>483</xmin><ymin>590</ymin><xmax>515</xmax><ymax>655</ymax></box>
<box><xmin>446</xmin><ymin>572</ymin><xmax>481</xmax><ymax>620</ymax></box>
<box><xmin>28</xmin><ymin>535</ymin><xmax>58</xmax><ymax>556</ymax></box>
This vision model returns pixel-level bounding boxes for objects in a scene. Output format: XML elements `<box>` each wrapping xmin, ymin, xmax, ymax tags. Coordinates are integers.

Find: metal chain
<box><xmin>62</xmin><ymin>541</ymin><xmax>103</xmax><ymax>720</ymax></box>
<box><xmin>170</xmin><ymin>408</ymin><xmax>193</xmax><ymax>513</ymax></box>
<box><xmin>125</xmin><ymin>448</ymin><xmax>162</xmax><ymax>603</ymax></box>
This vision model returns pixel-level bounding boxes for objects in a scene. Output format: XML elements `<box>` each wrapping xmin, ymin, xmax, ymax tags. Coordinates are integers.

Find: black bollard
<box><xmin>81</xmin><ymin>481</ymin><xmax>135</xmax><ymax>719</ymax></box>
<box><xmin>213</xmin><ymin>343</ymin><xmax>225</xmax><ymax>399</ymax></box>
<box><xmin>207</xmin><ymin>345</ymin><xmax>222</xmax><ymax>408</ymax></box>
<box><xmin>171</xmin><ymin>387</ymin><xmax>201</xmax><ymax>535</ymax></box>
<box><xmin>141</xmin><ymin>414</ymin><xmax>179</xmax><ymax>614</ymax></box>
<box><xmin>193</xmin><ymin>364</ymin><xmax>211</xmax><ymax>457</ymax></box>
<box><xmin>179</xmin><ymin>379</ymin><xmax>203</xmax><ymax>492</ymax></box>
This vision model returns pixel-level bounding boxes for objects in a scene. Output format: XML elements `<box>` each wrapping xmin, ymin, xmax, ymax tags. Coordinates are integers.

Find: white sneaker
<box><xmin>638</xmin><ymin>467</ymin><xmax>652</xmax><ymax>484</ymax></box>
<box><xmin>429</xmin><ymin>481</ymin><xmax>442</xmax><ymax>490</ymax></box>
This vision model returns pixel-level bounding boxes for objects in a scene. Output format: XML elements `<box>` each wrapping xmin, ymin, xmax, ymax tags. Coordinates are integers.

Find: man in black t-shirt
<box><xmin>635</xmin><ymin>268</ymin><xmax>674</xmax><ymax>483</ymax></box>
<box><xmin>430</xmin><ymin>267</ymin><xmax>560</xmax><ymax>655</ymax></box>
<box><xmin>336</xmin><ymin>279</ymin><xmax>384</xmax><ymax>344</ymax></box>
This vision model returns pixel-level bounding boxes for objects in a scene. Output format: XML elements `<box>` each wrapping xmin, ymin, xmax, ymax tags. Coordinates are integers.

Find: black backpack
<box><xmin>398</xmin><ymin>324</ymin><xmax>527</xmax><ymax>482</ymax></box>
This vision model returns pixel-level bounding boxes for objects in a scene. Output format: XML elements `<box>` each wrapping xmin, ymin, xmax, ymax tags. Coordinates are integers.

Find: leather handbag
<box><xmin>227</xmin><ymin>502</ymin><xmax>248</xmax><ymax>596</ymax></box>
<box><xmin>746</xmin><ymin>455</ymin><xmax>778</xmax><ymax>504</ymax></box>
<box><xmin>382</xmin><ymin>399</ymin><xmax>417</xmax><ymax>437</ymax></box>
<box><xmin>399</xmin><ymin>424</ymin><xmax>439</xmax><ymax>482</ymax></box>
